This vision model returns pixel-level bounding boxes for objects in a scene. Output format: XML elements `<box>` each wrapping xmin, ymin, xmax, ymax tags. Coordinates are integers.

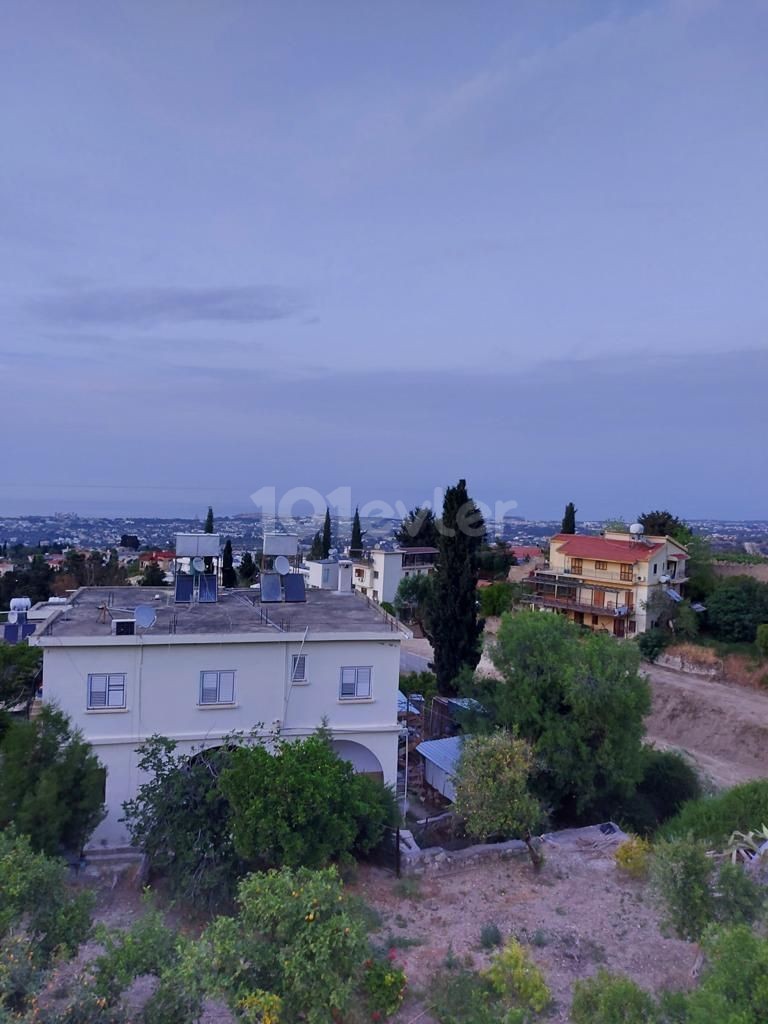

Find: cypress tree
<box><xmin>308</xmin><ymin>532</ymin><xmax>324</xmax><ymax>560</ymax></box>
<box><xmin>322</xmin><ymin>509</ymin><xmax>332</xmax><ymax>559</ymax></box>
<box><xmin>350</xmin><ymin>507</ymin><xmax>365</xmax><ymax>558</ymax></box>
<box><xmin>204</xmin><ymin>507</ymin><xmax>214</xmax><ymax>533</ymax></box>
<box><xmin>561</xmin><ymin>502</ymin><xmax>577</xmax><ymax>534</ymax></box>
<box><xmin>239</xmin><ymin>551</ymin><xmax>256</xmax><ymax>582</ymax></box>
<box><xmin>431</xmin><ymin>479</ymin><xmax>485</xmax><ymax>696</ymax></box>
<box><xmin>222</xmin><ymin>538</ymin><xmax>237</xmax><ymax>588</ymax></box>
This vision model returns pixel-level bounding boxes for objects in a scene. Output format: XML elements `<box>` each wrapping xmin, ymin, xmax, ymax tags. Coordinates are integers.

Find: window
<box><xmin>620</xmin><ymin>565</ymin><xmax>633</xmax><ymax>582</ymax></box>
<box><xmin>88</xmin><ymin>673</ymin><xmax>126</xmax><ymax>709</ymax></box>
<box><xmin>339</xmin><ymin>666</ymin><xmax>372</xmax><ymax>699</ymax></box>
<box><xmin>592</xmin><ymin>614</ymin><xmax>599</xmax><ymax>626</ymax></box>
<box><xmin>595</xmin><ymin>560</ymin><xmax>608</xmax><ymax>571</ymax></box>
<box><xmin>653</xmin><ymin>563</ymin><xmax>658</xmax><ymax>575</ymax></box>
<box><xmin>571</xmin><ymin>559</ymin><xmax>583</xmax><ymax>574</ymax></box>
<box><xmin>291</xmin><ymin>654</ymin><xmax>306</xmax><ymax>682</ymax></box>
<box><xmin>627</xmin><ymin>621</ymin><xmax>637</xmax><ymax>634</ymax></box>
<box><xmin>373</xmin><ymin>570</ymin><xmax>380</xmax><ymax>579</ymax></box>
<box><xmin>199</xmin><ymin>670</ymin><xmax>235</xmax><ymax>705</ymax></box>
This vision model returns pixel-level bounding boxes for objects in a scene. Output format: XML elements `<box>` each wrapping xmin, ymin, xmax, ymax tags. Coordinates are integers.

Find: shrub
<box><xmin>484</xmin><ymin>938</ymin><xmax>550</xmax><ymax>1015</ymax></box>
<box><xmin>637</xmin><ymin>628</ymin><xmax>670</xmax><ymax>662</ymax></box>
<box><xmin>479</xmin><ymin>583</ymin><xmax>514</xmax><ymax>618</ymax></box>
<box><xmin>657</xmin><ymin>780</ymin><xmax>768</xmax><ymax>846</ymax></box>
<box><xmin>615</xmin><ymin>836</ymin><xmax>652</xmax><ymax>879</ymax></box>
<box><xmin>0</xmin><ymin>935</ymin><xmax>45</xmax><ymax>1015</ymax></box>
<box><xmin>619</xmin><ymin>748</ymin><xmax>703</xmax><ymax>834</ymax></box>
<box><xmin>0</xmin><ymin>706</ymin><xmax>105</xmax><ymax>855</ymax></box>
<box><xmin>708</xmin><ymin>577</ymin><xmax>768</xmax><ymax>643</ymax></box>
<box><xmin>362</xmin><ymin>953</ymin><xmax>407</xmax><ymax>1019</ymax></box>
<box><xmin>650</xmin><ymin>837</ymin><xmax>715</xmax><ymax>941</ymax></box>
<box><xmin>429</xmin><ymin>968</ymin><xmax>498</xmax><ymax>1024</ymax></box>
<box><xmin>90</xmin><ymin>906</ymin><xmax>180</xmax><ymax>1004</ymax></box>
<box><xmin>479</xmin><ymin>922</ymin><xmax>503</xmax><ymax>949</ymax></box>
<box><xmin>712</xmin><ymin>862</ymin><xmax>766</xmax><ymax>927</ymax></box>
<box><xmin>684</xmin><ymin>924</ymin><xmax>768</xmax><ymax>1023</ymax></box>
<box><xmin>756</xmin><ymin>623</ymin><xmax>768</xmax><ymax>658</ymax></box>
<box><xmin>571</xmin><ymin>970</ymin><xmax>657</xmax><ymax>1024</ymax></box>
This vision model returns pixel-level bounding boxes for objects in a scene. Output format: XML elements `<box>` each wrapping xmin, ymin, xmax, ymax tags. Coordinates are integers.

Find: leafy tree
<box><xmin>120</xmin><ymin>534</ymin><xmax>140</xmax><ymax>550</ymax></box>
<box><xmin>239</xmin><ymin>550</ymin><xmax>256</xmax><ymax>582</ymax></box>
<box><xmin>685</xmin><ymin>533</ymin><xmax>717</xmax><ymax>602</ymax></box>
<box><xmin>560</xmin><ymin>501</ymin><xmax>577</xmax><ymax>534</ymax></box>
<box><xmin>121</xmin><ymin>736</ymin><xmax>244</xmax><ymax>909</ymax></box>
<box><xmin>0</xmin><ymin>556</ymin><xmax>54</xmax><ymax>608</ymax></box>
<box><xmin>322</xmin><ymin>508</ymin><xmax>333</xmax><ymax>559</ymax></box>
<box><xmin>222</xmin><ymin>538</ymin><xmax>238</xmax><ymax>587</ymax></box>
<box><xmin>478</xmin><ymin>581</ymin><xmax>521</xmax><ymax>617</ymax></box>
<box><xmin>657</xmin><ymin>779</ymin><xmax>768</xmax><ymax>846</ymax></box>
<box><xmin>453</xmin><ymin>732</ymin><xmax>542</xmax><ymax>841</ymax></box>
<box><xmin>431</xmin><ymin>479</ymin><xmax>485</xmax><ymax>696</ymax></box>
<box><xmin>0</xmin><ymin>706</ymin><xmax>105</xmax><ymax>855</ymax></box>
<box><xmin>198</xmin><ymin>866</ymin><xmax>368</xmax><ymax>1024</ymax></box>
<box><xmin>350</xmin><ymin>507</ymin><xmax>365</xmax><ymax>558</ymax></box>
<box><xmin>684</xmin><ymin>925</ymin><xmax>768</xmax><ymax>1024</ymax></box>
<box><xmin>707</xmin><ymin>576</ymin><xmax>768</xmax><ymax>643</ymax></box>
<box><xmin>308</xmin><ymin>531</ymin><xmax>324</xmax><ymax>560</ymax></box>
<box><xmin>220</xmin><ymin>732</ymin><xmax>395</xmax><ymax>869</ymax></box>
<box><xmin>637</xmin><ymin>509</ymin><xmax>689</xmax><ymax>540</ymax></box>
<box><xmin>393</xmin><ymin>573</ymin><xmax>435</xmax><ymax>635</ymax></box>
<box><xmin>603</xmin><ymin>518</ymin><xmax>629</xmax><ymax>532</ymax></box>
<box><xmin>571</xmin><ymin>970</ymin><xmax>657</xmax><ymax>1024</ymax></box>
<box><xmin>477</xmin><ymin>611</ymin><xmax>651</xmax><ymax>820</ymax></box>
<box><xmin>396</xmin><ymin>507</ymin><xmax>439</xmax><ymax>549</ymax></box>
<box><xmin>619</xmin><ymin>747</ymin><xmax>702</xmax><ymax>835</ymax></box>
<box><xmin>0</xmin><ymin>644</ymin><xmax>42</xmax><ymax>715</ymax></box>
<box><xmin>139</xmin><ymin>562</ymin><xmax>167</xmax><ymax>587</ymax></box>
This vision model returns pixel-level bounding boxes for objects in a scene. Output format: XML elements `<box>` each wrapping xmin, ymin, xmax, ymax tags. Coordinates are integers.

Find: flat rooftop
<box><xmin>35</xmin><ymin>586</ymin><xmax>401</xmax><ymax>641</ymax></box>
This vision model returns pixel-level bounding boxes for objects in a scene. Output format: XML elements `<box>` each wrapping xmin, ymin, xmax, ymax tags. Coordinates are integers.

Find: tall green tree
<box><xmin>453</xmin><ymin>732</ymin><xmax>541</xmax><ymax>841</ymax></box>
<box><xmin>321</xmin><ymin>508</ymin><xmax>332</xmax><ymax>559</ymax></box>
<box><xmin>395</xmin><ymin>507</ymin><xmax>439</xmax><ymax>548</ymax></box>
<box><xmin>239</xmin><ymin>551</ymin><xmax>256</xmax><ymax>582</ymax></box>
<box><xmin>0</xmin><ymin>706</ymin><xmax>105</xmax><ymax>855</ymax></box>
<box><xmin>204</xmin><ymin>507</ymin><xmax>214</xmax><ymax>533</ymax></box>
<box><xmin>475</xmin><ymin>611</ymin><xmax>651</xmax><ymax>820</ymax></box>
<box><xmin>637</xmin><ymin>509</ymin><xmax>689</xmax><ymax>539</ymax></box>
<box><xmin>308</xmin><ymin>532</ymin><xmax>324</xmax><ymax>560</ymax></box>
<box><xmin>561</xmin><ymin>502</ymin><xmax>577</xmax><ymax>534</ymax></box>
<box><xmin>349</xmin><ymin>507</ymin><xmax>365</xmax><ymax>558</ymax></box>
<box><xmin>707</xmin><ymin>576</ymin><xmax>768</xmax><ymax>643</ymax></box>
<box><xmin>431</xmin><ymin>479</ymin><xmax>485</xmax><ymax>695</ymax></box>
<box><xmin>0</xmin><ymin>644</ymin><xmax>42</xmax><ymax>715</ymax></box>
<box><xmin>139</xmin><ymin>562</ymin><xmax>167</xmax><ymax>587</ymax></box>
<box><xmin>221</xmin><ymin>539</ymin><xmax>237</xmax><ymax>587</ymax></box>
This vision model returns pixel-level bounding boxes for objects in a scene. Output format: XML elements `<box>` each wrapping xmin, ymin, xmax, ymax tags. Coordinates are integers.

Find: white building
<box><xmin>30</xmin><ymin>583</ymin><xmax>404</xmax><ymax>850</ymax></box>
<box><xmin>351</xmin><ymin>547</ymin><xmax>438</xmax><ymax>605</ymax></box>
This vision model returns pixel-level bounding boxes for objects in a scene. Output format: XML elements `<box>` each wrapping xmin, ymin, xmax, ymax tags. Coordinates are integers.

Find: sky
<box><xmin>1</xmin><ymin>0</ymin><xmax>766</xmax><ymax>521</ymax></box>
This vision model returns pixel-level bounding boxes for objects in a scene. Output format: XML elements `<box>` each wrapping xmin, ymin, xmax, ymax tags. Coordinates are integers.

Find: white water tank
<box><xmin>629</xmin><ymin>523</ymin><xmax>644</xmax><ymax>537</ymax></box>
<box><xmin>337</xmin><ymin>559</ymin><xmax>353</xmax><ymax>593</ymax></box>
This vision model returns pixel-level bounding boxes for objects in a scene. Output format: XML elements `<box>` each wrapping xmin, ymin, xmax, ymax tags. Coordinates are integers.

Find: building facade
<box><xmin>525</xmin><ymin>530</ymin><xmax>689</xmax><ymax>636</ymax></box>
<box><xmin>31</xmin><ymin>585</ymin><xmax>403</xmax><ymax>850</ymax></box>
<box><xmin>351</xmin><ymin>547</ymin><xmax>438</xmax><ymax>605</ymax></box>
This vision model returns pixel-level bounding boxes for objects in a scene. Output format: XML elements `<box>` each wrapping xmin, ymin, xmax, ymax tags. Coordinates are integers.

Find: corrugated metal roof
<box><xmin>416</xmin><ymin>735</ymin><xmax>465</xmax><ymax>775</ymax></box>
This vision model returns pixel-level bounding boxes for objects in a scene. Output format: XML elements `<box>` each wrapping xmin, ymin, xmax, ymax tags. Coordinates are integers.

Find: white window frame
<box><xmin>291</xmin><ymin>654</ymin><xmax>307</xmax><ymax>683</ymax></box>
<box><xmin>339</xmin><ymin>665</ymin><xmax>372</xmax><ymax>700</ymax></box>
<box><xmin>199</xmin><ymin>670</ymin><xmax>236</xmax><ymax>705</ymax></box>
<box><xmin>87</xmin><ymin>673</ymin><xmax>126</xmax><ymax>709</ymax></box>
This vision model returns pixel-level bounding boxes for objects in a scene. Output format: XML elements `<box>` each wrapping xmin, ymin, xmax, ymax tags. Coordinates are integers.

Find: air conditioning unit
<box><xmin>111</xmin><ymin>619</ymin><xmax>135</xmax><ymax>636</ymax></box>
<box><xmin>636</xmin><ymin>575</ymin><xmax>644</xmax><ymax>582</ymax></box>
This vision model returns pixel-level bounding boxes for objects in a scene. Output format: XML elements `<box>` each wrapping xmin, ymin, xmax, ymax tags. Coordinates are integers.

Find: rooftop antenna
<box><xmin>274</xmin><ymin>554</ymin><xmax>290</xmax><ymax>575</ymax></box>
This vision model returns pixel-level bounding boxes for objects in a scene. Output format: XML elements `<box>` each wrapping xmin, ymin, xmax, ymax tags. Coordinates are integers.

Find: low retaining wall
<box><xmin>656</xmin><ymin>652</ymin><xmax>723</xmax><ymax>678</ymax></box>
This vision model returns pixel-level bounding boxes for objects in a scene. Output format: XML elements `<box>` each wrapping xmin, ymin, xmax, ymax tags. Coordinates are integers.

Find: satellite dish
<box><xmin>192</xmin><ymin>557</ymin><xmax>205</xmax><ymax>573</ymax></box>
<box><xmin>135</xmin><ymin>605</ymin><xmax>157</xmax><ymax>630</ymax></box>
<box><xmin>274</xmin><ymin>555</ymin><xmax>290</xmax><ymax>575</ymax></box>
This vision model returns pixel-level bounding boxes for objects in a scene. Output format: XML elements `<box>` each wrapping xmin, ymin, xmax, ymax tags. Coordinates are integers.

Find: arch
<box><xmin>331</xmin><ymin>740</ymin><xmax>384</xmax><ymax>783</ymax></box>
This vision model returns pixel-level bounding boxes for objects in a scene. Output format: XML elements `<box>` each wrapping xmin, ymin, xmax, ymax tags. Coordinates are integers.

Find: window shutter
<box><xmin>107</xmin><ymin>674</ymin><xmax>125</xmax><ymax>707</ymax></box>
<box><xmin>340</xmin><ymin>667</ymin><xmax>357</xmax><ymax>697</ymax></box>
<box><xmin>201</xmin><ymin>672</ymin><xmax>219</xmax><ymax>704</ymax></box>
<box><xmin>292</xmin><ymin>655</ymin><xmax>306</xmax><ymax>681</ymax></box>
<box><xmin>218</xmin><ymin>672</ymin><xmax>235</xmax><ymax>703</ymax></box>
<box><xmin>356</xmin><ymin>667</ymin><xmax>372</xmax><ymax>697</ymax></box>
<box><xmin>89</xmin><ymin>674</ymin><xmax>107</xmax><ymax>707</ymax></box>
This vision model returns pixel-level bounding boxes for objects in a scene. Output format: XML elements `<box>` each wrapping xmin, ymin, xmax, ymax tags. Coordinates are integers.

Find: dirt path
<box><xmin>644</xmin><ymin>662</ymin><xmax>768</xmax><ymax>788</ymax></box>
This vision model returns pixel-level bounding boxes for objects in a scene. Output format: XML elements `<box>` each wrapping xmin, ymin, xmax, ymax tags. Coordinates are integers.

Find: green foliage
<box><xmin>637</xmin><ymin>510</ymin><xmax>689</xmax><ymax>540</ymax></box>
<box><xmin>90</xmin><ymin>905</ymin><xmax>179</xmax><ymax>1003</ymax></box>
<box><xmin>239</xmin><ymin>550</ymin><xmax>256</xmax><ymax>582</ymax></box>
<box><xmin>658</xmin><ymin>780</ymin><xmax>768</xmax><ymax>846</ymax></box>
<box><xmin>614</xmin><ymin>836</ymin><xmax>652</xmax><ymax>879</ymax></box>
<box><xmin>712</xmin><ymin>862</ymin><xmax>766</xmax><ymax>927</ymax></box>
<box><xmin>350</xmin><ymin>507</ymin><xmax>365</xmax><ymax>558</ymax></box>
<box><xmin>560</xmin><ymin>501</ymin><xmax>577</xmax><ymax>534</ymax></box>
<box><xmin>322</xmin><ymin>508</ymin><xmax>332</xmax><ymax>559</ymax></box>
<box><xmin>393</xmin><ymin>572</ymin><xmax>434</xmax><ymax>634</ymax></box>
<box><xmin>308</xmin><ymin>531</ymin><xmax>324</xmax><ymax>561</ymax></box>
<box><xmin>480</xmin><ymin>612</ymin><xmax>650</xmax><ymax>820</ymax></box>
<box><xmin>139</xmin><ymin>562</ymin><xmax>167</xmax><ymax>587</ymax></box>
<box><xmin>222</xmin><ymin>539</ymin><xmax>238</xmax><ymax>588</ymax></box>
<box><xmin>429</xmin><ymin>968</ymin><xmax>499</xmax><ymax>1024</ymax></box>
<box><xmin>571</xmin><ymin>970</ymin><xmax>657</xmax><ymax>1024</ymax></box>
<box><xmin>380</xmin><ymin>600</ymin><xmax>396</xmax><ymax>616</ymax></box>
<box><xmin>756</xmin><ymin>623</ymin><xmax>768</xmax><ymax>658</ymax></box>
<box><xmin>619</xmin><ymin>747</ymin><xmax>702</xmax><ymax>835</ymax></box>
<box><xmin>432</xmin><ymin>479</ymin><xmax>485</xmax><ymax>695</ymax></box>
<box><xmin>121</xmin><ymin>736</ymin><xmax>243</xmax><ymax>909</ymax></box>
<box><xmin>479</xmin><ymin>582</ymin><xmax>515</xmax><ymax>617</ymax></box>
<box><xmin>396</xmin><ymin>506</ymin><xmax>439</xmax><ymax>549</ymax></box>
<box><xmin>399</xmin><ymin>669</ymin><xmax>437</xmax><ymax>703</ymax></box>
<box><xmin>707</xmin><ymin>576</ymin><xmax>768</xmax><ymax>643</ymax></box>
<box><xmin>199</xmin><ymin>866</ymin><xmax>367</xmax><ymax>1024</ymax></box>
<box><xmin>479</xmin><ymin>923</ymin><xmax>503</xmax><ymax>949</ymax></box>
<box><xmin>362</xmin><ymin>953</ymin><xmax>407</xmax><ymax>1019</ymax></box>
<box><xmin>453</xmin><ymin>732</ymin><xmax>541</xmax><ymax>841</ymax></box>
<box><xmin>0</xmin><ymin>706</ymin><xmax>105</xmax><ymax>855</ymax></box>
<box><xmin>221</xmin><ymin>732</ymin><xmax>396</xmax><ymax>870</ymax></box>
<box><xmin>637</xmin><ymin>628</ymin><xmax>671</xmax><ymax>662</ymax></box>
<box><xmin>484</xmin><ymin>938</ymin><xmax>550</xmax><ymax>1016</ymax></box>
<box><xmin>477</xmin><ymin>545</ymin><xmax>518</xmax><ymax>579</ymax></box>
<box><xmin>684</xmin><ymin>925</ymin><xmax>768</xmax><ymax>1024</ymax></box>
<box><xmin>0</xmin><ymin>831</ymin><xmax>93</xmax><ymax>959</ymax></box>
<box><xmin>650</xmin><ymin>837</ymin><xmax>715</xmax><ymax>940</ymax></box>
<box><xmin>0</xmin><ymin>643</ymin><xmax>41</xmax><ymax>714</ymax></box>
<box><xmin>204</xmin><ymin>507</ymin><xmax>214</xmax><ymax>533</ymax></box>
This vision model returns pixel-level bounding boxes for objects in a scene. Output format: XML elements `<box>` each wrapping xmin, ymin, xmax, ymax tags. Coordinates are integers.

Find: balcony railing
<box><xmin>526</xmin><ymin>592</ymin><xmax>632</xmax><ymax>617</ymax></box>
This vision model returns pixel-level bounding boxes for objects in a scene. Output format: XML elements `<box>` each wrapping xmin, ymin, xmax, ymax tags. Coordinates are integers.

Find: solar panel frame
<box><xmin>198</xmin><ymin>574</ymin><xmax>218</xmax><ymax>603</ymax></box>
<box><xmin>283</xmin><ymin>573</ymin><xmax>306</xmax><ymax>603</ymax></box>
<box><xmin>175</xmin><ymin>575</ymin><xmax>194</xmax><ymax>603</ymax></box>
<box><xmin>260</xmin><ymin>572</ymin><xmax>282</xmax><ymax>603</ymax></box>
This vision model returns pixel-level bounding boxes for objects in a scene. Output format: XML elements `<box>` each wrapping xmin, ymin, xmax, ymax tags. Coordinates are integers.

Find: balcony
<box><xmin>527</xmin><ymin>592</ymin><xmax>632</xmax><ymax>617</ymax></box>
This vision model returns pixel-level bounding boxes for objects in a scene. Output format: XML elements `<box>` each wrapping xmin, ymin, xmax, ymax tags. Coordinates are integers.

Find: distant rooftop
<box><xmin>34</xmin><ymin>586</ymin><xmax>402</xmax><ymax>642</ymax></box>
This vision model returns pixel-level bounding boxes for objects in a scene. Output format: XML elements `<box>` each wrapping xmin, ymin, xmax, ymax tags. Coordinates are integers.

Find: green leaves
<box><xmin>453</xmin><ymin>732</ymin><xmax>541</xmax><ymax>841</ymax></box>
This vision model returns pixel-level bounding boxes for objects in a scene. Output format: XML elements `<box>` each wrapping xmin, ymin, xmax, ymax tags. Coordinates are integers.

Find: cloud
<box><xmin>29</xmin><ymin>285</ymin><xmax>306</xmax><ymax>327</ymax></box>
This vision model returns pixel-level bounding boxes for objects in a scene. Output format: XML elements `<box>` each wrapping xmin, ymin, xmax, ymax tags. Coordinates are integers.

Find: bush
<box><xmin>619</xmin><ymin>748</ymin><xmax>702</xmax><ymax>834</ymax></box>
<box><xmin>484</xmin><ymin>938</ymin><xmax>550</xmax><ymax>1015</ymax></box>
<box><xmin>362</xmin><ymin>953</ymin><xmax>407</xmax><ymax>1019</ymax></box>
<box><xmin>429</xmin><ymin>968</ymin><xmax>498</xmax><ymax>1024</ymax></box>
<box><xmin>90</xmin><ymin>906</ymin><xmax>181</xmax><ymax>1004</ymax></box>
<box><xmin>615</xmin><ymin>836</ymin><xmax>652</xmax><ymax>879</ymax></box>
<box><xmin>707</xmin><ymin>576</ymin><xmax>768</xmax><ymax>643</ymax></box>
<box><xmin>684</xmin><ymin>924</ymin><xmax>768</xmax><ymax>1023</ymax></box>
<box><xmin>637</xmin><ymin>628</ymin><xmax>670</xmax><ymax>662</ymax></box>
<box><xmin>571</xmin><ymin>970</ymin><xmax>657</xmax><ymax>1024</ymax></box>
<box><xmin>0</xmin><ymin>706</ymin><xmax>105</xmax><ymax>855</ymax></box>
<box><xmin>650</xmin><ymin>837</ymin><xmax>715</xmax><ymax>941</ymax></box>
<box><xmin>756</xmin><ymin>623</ymin><xmax>768</xmax><ymax>658</ymax></box>
<box><xmin>479</xmin><ymin>583</ymin><xmax>514</xmax><ymax>618</ymax></box>
<box><xmin>657</xmin><ymin>780</ymin><xmax>768</xmax><ymax>846</ymax></box>
<box><xmin>479</xmin><ymin>922</ymin><xmax>503</xmax><ymax>949</ymax></box>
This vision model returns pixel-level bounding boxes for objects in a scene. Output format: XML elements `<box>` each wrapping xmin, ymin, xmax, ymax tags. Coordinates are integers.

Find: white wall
<box><xmin>39</xmin><ymin>633</ymin><xmax>400</xmax><ymax>848</ymax></box>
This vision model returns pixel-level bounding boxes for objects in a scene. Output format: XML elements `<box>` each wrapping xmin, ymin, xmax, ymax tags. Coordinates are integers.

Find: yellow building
<box><xmin>526</xmin><ymin>529</ymin><xmax>689</xmax><ymax>636</ymax></box>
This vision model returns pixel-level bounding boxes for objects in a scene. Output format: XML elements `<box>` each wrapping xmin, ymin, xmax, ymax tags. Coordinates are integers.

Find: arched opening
<box><xmin>331</xmin><ymin>740</ymin><xmax>384</xmax><ymax>783</ymax></box>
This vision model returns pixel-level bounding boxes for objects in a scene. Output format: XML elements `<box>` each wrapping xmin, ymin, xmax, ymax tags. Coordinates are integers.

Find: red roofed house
<box><xmin>526</xmin><ymin>530</ymin><xmax>688</xmax><ymax>637</ymax></box>
<box><xmin>138</xmin><ymin>550</ymin><xmax>175</xmax><ymax>572</ymax></box>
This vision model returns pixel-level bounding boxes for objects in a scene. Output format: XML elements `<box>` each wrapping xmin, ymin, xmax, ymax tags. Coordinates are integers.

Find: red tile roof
<box><xmin>508</xmin><ymin>546</ymin><xmax>543</xmax><ymax>559</ymax></box>
<box><xmin>551</xmin><ymin>534</ymin><xmax>664</xmax><ymax>563</ymax></box>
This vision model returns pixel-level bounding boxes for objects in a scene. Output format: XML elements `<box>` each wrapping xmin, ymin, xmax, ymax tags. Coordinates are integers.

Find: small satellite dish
<box><xmin>135</xmin><ymin>605</ymin><xmax>157</xmax><ymax>630</ymax></box>
<box><xmin>274</xmin><ymin>555</ymin><xmax>290</xmax><ymax>575</ymax></box>
<box><xmin>192</xmin><ymin>557</ymin><xmax>205</xmax><ymax>573</ymax></box>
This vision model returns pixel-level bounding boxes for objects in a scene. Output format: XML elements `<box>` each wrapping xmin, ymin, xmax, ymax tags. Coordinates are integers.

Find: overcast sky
<box><xmin>1</xmin><ymin>0</ymin><xmax>766</xmax><ymax>520</ymax></box>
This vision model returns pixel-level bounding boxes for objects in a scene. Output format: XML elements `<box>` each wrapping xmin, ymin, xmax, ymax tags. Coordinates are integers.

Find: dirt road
<box><xmin>644</xmin><ymin>662</ymin><xmax>768</xmax><ymax>788</ymax></box>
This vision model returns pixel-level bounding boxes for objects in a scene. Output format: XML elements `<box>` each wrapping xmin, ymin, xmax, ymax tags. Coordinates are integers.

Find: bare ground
<box><xmin>353</xmin><ymin>843</ymin><xmax>695</xmax><ymax>1024</ymax></box>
